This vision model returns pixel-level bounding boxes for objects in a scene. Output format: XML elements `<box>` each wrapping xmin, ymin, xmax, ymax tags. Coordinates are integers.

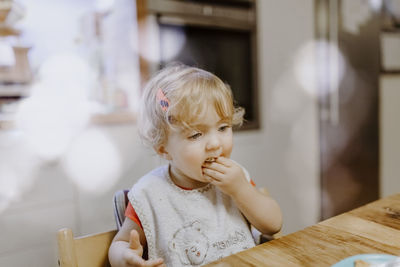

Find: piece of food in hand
<box><xmin>204</xmin><ymin>157</ymin><xmax>217</xmax><ymax>163</ymax></box>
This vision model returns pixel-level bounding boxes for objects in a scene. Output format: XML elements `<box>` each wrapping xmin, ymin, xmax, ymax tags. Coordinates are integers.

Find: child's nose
<box><xmin>206</xmin><ymin>134</ymin><xmax>221</xmax><ymax>151</ymax></box>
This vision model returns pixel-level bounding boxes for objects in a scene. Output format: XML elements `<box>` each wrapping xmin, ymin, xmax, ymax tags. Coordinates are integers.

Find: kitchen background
<box><xmin>0</xmin><ymin>0</ymin><xmax>399</xmax><ymax>266</ymax></box>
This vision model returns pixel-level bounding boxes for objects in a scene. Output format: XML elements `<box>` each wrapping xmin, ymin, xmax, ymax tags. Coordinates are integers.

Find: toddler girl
<box><xmin>108</xmin><ymin>63</ymin><xmax>282</xmax><ymax>267</ymax></box>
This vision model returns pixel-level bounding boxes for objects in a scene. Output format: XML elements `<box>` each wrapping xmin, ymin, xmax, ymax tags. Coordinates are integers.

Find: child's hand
<box><xmin>122</xmin><ymin>230</ymin><xmax>165</xmax><ymax>267</ymax></box>
<box><xmin>202</xmin><ymin>157</ymin><xmax>248</xmax><ymax>197</ymax></box>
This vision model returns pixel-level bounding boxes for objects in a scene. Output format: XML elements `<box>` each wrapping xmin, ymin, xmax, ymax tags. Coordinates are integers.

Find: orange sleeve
<box><xmin>125</xmin><ymin>202</ymin><xmax>143</xmax><ymax>229</ymax></box>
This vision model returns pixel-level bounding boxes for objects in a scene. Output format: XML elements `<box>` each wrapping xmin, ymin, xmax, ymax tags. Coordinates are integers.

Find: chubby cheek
<box><xmin>179</xmin><ymin>149</ymin><xmax>204</xmax><ymax>174</ymax></box>
<box><xmin>222</xmin><ymin>137</ymin><xmax>233</xmax><ymax>157</ymax></box>
<box><xmin>181</xmin><ymin>150</ymin><xmax>211</xmax><ymax>182</ymax></box>
<box><xmin>223</xmin><ymin>144</ymin><xmax>233</xmax><ymax>158</ymax></box>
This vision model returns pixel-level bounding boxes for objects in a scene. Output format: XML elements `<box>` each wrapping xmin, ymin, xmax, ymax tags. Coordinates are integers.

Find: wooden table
<box><xmin>205</xmin><ymin>193</ymin><xmax>400</xmax><ymax>266</ymax></box>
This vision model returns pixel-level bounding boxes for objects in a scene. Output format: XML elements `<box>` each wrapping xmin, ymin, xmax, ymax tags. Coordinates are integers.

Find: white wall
<box><xmin>380</xmin><ymin>75</ymin><xmax>400</xmax><ymax>197</ymax></box>
<box><xmin>0</xmin><ymin>0</ymin><xmax>320</xmax><ymax>266</ymax></box>
<box><xmin>379</xmin><ymin>32</ymin><xmax>400</xmax><ymax>197</ymax></box>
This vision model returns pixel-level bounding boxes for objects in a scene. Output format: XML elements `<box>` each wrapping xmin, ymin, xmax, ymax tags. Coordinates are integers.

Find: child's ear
<box><xmin>156</xmin><ymin>145</ymin><xmax>172</xmax><ymax>161</ymax></box>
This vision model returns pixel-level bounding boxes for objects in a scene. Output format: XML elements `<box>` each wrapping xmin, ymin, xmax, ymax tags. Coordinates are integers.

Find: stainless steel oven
<box><xmin>144</xmin><ymin>0</ymin><xmax>259</xmax><ymax>129</ymax></box>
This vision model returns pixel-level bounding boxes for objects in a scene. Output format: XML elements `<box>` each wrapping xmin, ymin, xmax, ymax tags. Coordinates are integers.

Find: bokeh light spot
<box><xmin>62</xmin><ymin>129</ymin><xmax>122</xmax><ymax>194</ymax></box>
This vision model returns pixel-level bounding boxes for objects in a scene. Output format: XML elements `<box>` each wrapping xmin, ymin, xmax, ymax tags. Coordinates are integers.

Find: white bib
<box><xmin>128</xmin><ymin>165</ymin><xmax>255</xmax><ymax>266</ymax></box>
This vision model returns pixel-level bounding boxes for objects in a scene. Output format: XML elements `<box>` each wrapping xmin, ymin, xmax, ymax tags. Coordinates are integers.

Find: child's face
<box><xmin>162</xmin><ymin>107</ymin><xmax>233</xmax><ymax>188</ymax></box>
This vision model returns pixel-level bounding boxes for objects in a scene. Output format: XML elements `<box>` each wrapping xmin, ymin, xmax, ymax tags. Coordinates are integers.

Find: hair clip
<box><xmin>156</xmin><ymin>88</ymin><xmax>170</xmax><ymax>112</ymax></box>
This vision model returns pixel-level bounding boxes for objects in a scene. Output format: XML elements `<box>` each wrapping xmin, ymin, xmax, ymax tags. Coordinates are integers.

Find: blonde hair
<box><xmin>139</xmin><ymin>63</ymin><xmax>244</xmax><ymax>149</ymax></box>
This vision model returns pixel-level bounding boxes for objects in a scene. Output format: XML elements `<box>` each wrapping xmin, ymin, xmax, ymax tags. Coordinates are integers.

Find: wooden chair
<box><xmin>57</xmin><ymin>228</ymin><xmax>117</xmax><ymax>267</ymax></box>
<box><xmin>56</xmin><ymin>189</ymin><xmax>128</xmax><ymax>267</ymax></box>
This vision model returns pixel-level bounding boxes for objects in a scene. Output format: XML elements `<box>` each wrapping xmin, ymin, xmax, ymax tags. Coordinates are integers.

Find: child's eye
<box><xmin>188</xmin><ymin>132</ymin><xmax>202</xmax><ymax>140</ymax></box>
<box><xmin>218</xmin><ymin>125</ymin><xmax>230</xmax><ymax>132</ymax></box>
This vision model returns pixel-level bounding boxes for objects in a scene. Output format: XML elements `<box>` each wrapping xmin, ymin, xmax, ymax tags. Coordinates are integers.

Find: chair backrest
<box><xmin>57</xmin><ymin>228</ymin><xmax>117</xmax><ymax>267</ymax></box>
<box><xmin>113</xmin><ymin>189</ymin><xmax>129</xmax><ymax>230</ymax></box>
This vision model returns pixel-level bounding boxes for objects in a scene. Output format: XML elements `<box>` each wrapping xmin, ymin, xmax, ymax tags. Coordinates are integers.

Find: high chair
<box><xmin>113</xmin><ymin>189</ymin><xmax>129</xmax><ymax>230</ymax></box>
<box><xmin>57</xmin><ymin>228</ymin><xmax>117</xmax><ymax>267</ymax></box>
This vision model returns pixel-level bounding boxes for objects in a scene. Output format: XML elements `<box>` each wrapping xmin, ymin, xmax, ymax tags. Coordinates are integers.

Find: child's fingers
<box><xmin>215</xmin><ymin>156</ymin><xmax>233</xmax><ymax>167</ymax></box>
<box><xmin>129</xmin><ymin>229</ymin><xmax>142</xmax><ymax>251</ymax></box>
<box><xmin>203</xmin><ymin>174</ymin><xmax>213</xmax><ymax>183</ymax></box>
<box><xmin>204</xmin><ymin>156</ymin><xmax>236</xmax><ymax>173</ymax></box>
<box><xmin>203</xmin><ymin>173</ymin><xmax>214</xmax><ymax>181</ymax></box>
<box><xmin>204</xmin><ymin>174</ymin><xmax>223</xmax><ymax>186</ymax></box>
<box><xmin>203</xmin><ymin>162</ymin><xmax>226</xmax><ymax>174</ymax></box>
<box><xmin>203</xmin><ymin>168</ymin><xmax>223</xmax><ymax>181</ymax></box>
<box><xmin>123</xmin><ymin>250</ymin><xmax>145</xmax><ymax>266</ymax></box>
